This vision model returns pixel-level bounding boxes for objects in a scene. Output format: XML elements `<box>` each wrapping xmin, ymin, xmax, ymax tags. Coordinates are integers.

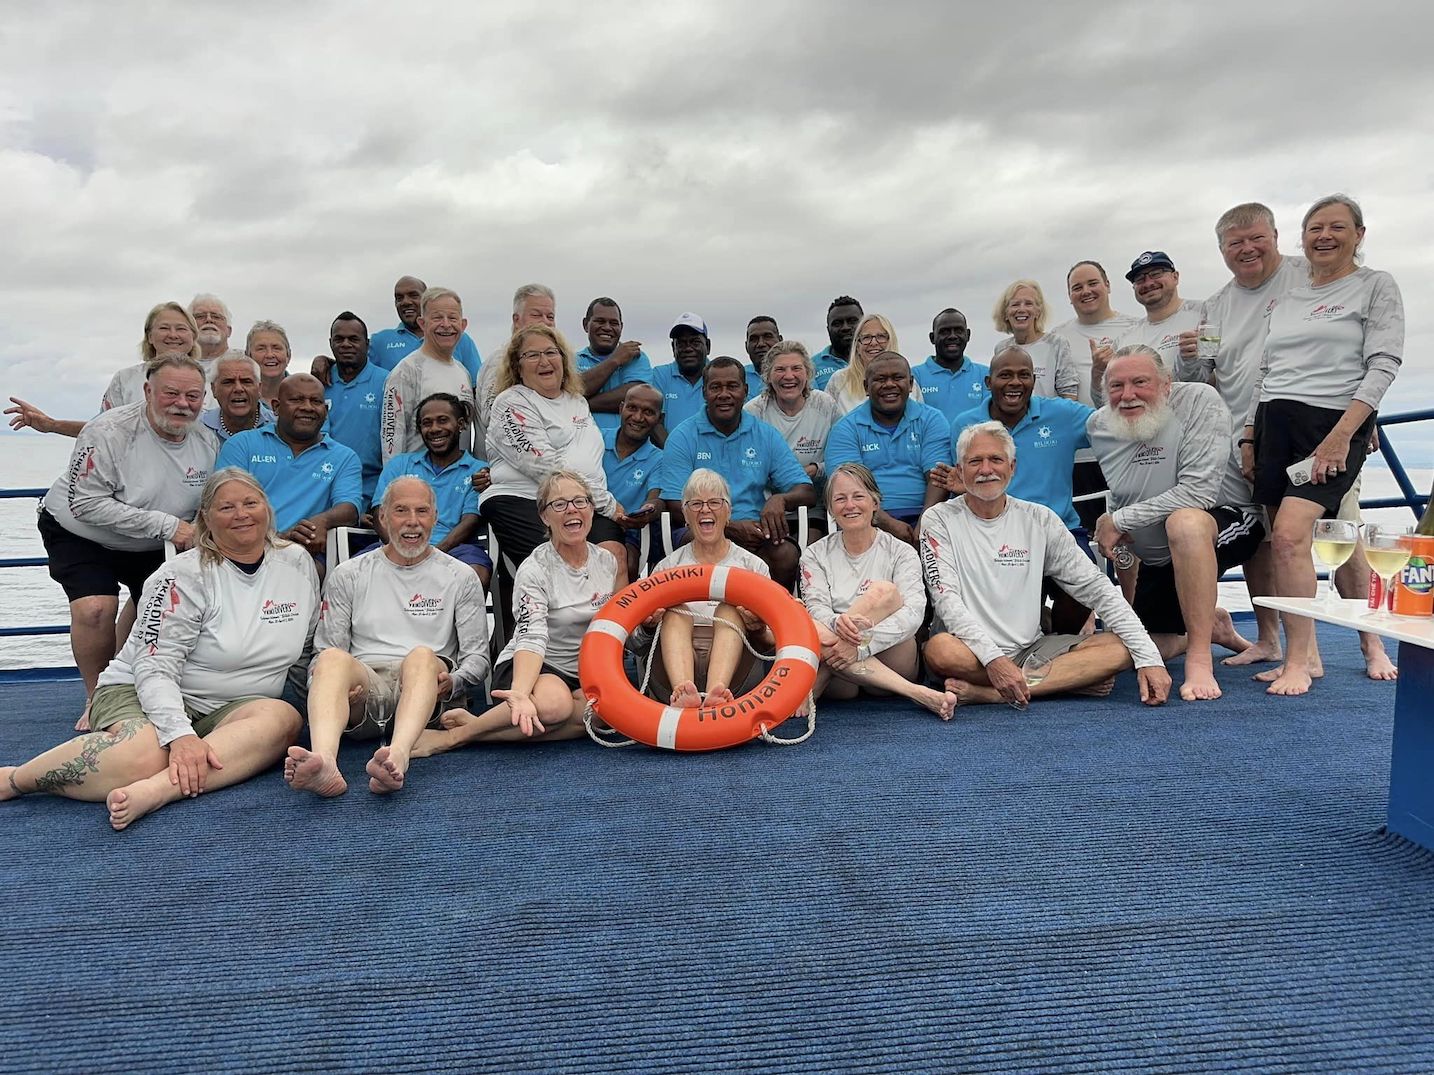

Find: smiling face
<box><xmin>330</xmin><ymin>317</ymin><xmax>369</xmax><ymax>377</ymax></box>
<box><xmin>249</xmin><ymin>330</ymin><xmax>290</xmax><ymax>380</ymax></box>
<box><xmin>584</xmin><ymin>302</ymin><xmax>622</xmax><ymax>355</ymax></box>
<box><xmin>826</xmin><ymin>469</ymin><xmax>878</xmax><ymax>534</ymax></box>
<box><xmin>394</xmin><ymin>277</ymin><xmax>425</xmax><ymax>331</ymax></box>
<box><xmin>959</xmin><ymin>433</ymin><xmax>1015</xmax><ymax>503</ymax></box>
<box><xmin>420</xmin><ymin>296</ymin><xmax>467</xmax><ymax>356</ymax></box>
<box><xmin>382</xmin><ymin>478</ymin><xmax>437</xmax><ymax>562</ymax></box>
<box><xmin>273</xmin><ymin>375</ymin><xmax>328</xmax><ymax>443</ymax></box>
<box><xmin>514</xmin><ymin>293</ymin><xmax>557</xmax><ymax>331</ymax></box>
<box><xmin>618</xmin><ymin>384</ymin><xmax>662</xmax><ymax>443</ymax></box>
<box><xmin>516</xmin><ymin>331</ymin><xmax>565</xmax><ymax>397</ymax></box>
<box><xmin>213</xmin><ymin>359</ymin><xmax>260</xmax><ymax>423</ymax></box>
<box><xmin>1067</xmin><ymin>263</ymin><xmax>1111</xmax><ymax>321</ymax></box>
<box><xmin>1220</xmin><ymin>219</ymin><xmax>1280</xmax><ymax>287</ymax></box>
<box><xmin>1303</xmin><ymin>202</ymin><xmax>1364</xmax><ymax>279</ymax></box>
<box><xmin>417</xmin><ymin>398</ymin><xmax>464</xmax><ymax>458</ymax></box>
<box><xmin>702</xmin><ymin>363</ymin><xmax>748</xmax><ymax>424</ymax></box>
<box><xmin>827</xmin><ymin>302</ymin><xmax>863</xmax><ymax>356</ymax></box>
<box><xmin>147</xmin><ymin>310</ymin><xmax>196</xmax><ymax>357</ymax></box>
<box><xmin>540</xmin><ymin>477</ymin><xmax>595</xmax><ymax>548</ymax></box>
<box><xmin>145</xmin><ymin>364</ymin><xmax>206</xmax><ymax>436</ymax></box>
<box><xmin>1104</xmin><ymin>354</ymin><xmax>1172</xmax><ymax>441</ymax></box>
<box><xmin>767</xmin><ymin>352</ymin><xmax>809</xmax><ymax>406</ymax></box>
<box><xmin>864</xmin><ymin>354</ymin><xmax>911</xmax><ymax>420</ymax></box>
<box><xmin>206</xmin><ymin>479</ymin><xmax>271</xmax><ymax>558</ymax></box>
<box><xmin>671</xmin><ymin>327</ymin><xmax>710</xmax><ymax>376</ymax></box>
<box><xmin>854</xmin><ymin>317</ymin><xmax>891</xmax><ymax>365</ymax></box>
<box><xmin>191</xmin><ymin>300</ymin><xmax>231</xmax><ymax>351</ymax></box>
<box><xmin>682</xmin><ymin>488</ymin><xmax>732</xmax><ymax>546</ymax></box>
<box><xmin>1004</xmin><ymin>286</ymin><xmax>1041</xmax><ymax>338</ymax></box>
<box><xmin>931</xmin><ymin>310</ymin><xmax>970</xmax><ymax>363</ymax></box>
<box><xmin>745</xmin><ymin>319</ymin><xmax>781</xmax><ymax>370</ymax></box>
<box><xmin>986</xmin><ymin>350</ymin><xmax>1035</xmax><ymax>421</ymax></box>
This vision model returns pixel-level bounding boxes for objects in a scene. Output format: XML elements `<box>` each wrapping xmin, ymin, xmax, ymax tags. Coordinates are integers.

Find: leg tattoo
<box><xmin>33</xmin><ymin>719</ymin><xmax>144</xmax><ymax>794</ymax></box>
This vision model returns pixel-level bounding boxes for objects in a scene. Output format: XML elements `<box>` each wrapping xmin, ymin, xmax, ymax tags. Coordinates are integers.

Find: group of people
<box><xmin>0</xmin><ymin>193</ymin><xmax>1408</xmax><ymax>830</ymax></box>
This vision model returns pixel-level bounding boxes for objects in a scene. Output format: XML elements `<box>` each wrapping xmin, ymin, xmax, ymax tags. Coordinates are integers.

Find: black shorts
<box><xmin>1071</xmin><ymin>459</ymin><xmax>1109</xmax><ymax>530</ymax></box>
<box><xmin>480</xmin><ymin>495</ymin><xmax>625</xmax><ymax>570</ymax></box>
<box><xmin>37</xmin><ymin>508</ymin><xmax>165</xmax><ymax>603</ymax></box>
<box><xmin>1253</xmin><ymin>399</ymin><xmax>1375</xmax><ymax>515</ymax></box>
<box><xmin>491</xmin><ymin>658</ymin><xmax>582</xmax><ymax>694</ymax></box>
<box><xmin>1133</xmin><ymin>507</ymin><xmax>1265</xmax><ymax>635</ymax></box>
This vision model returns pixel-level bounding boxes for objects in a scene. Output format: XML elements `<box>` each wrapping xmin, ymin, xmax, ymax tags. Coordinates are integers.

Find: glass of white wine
<box><xmin>1006</xmin><ymin>652</ymin><xmax>1054</xmax><ymax>711</ymax></box>
<box><xmin>1364</xmin><ymin>524</ymin><xmax>1414</xmax><ymax>621</ymax></box>
<box><xmin>849</xmin><ymin>616</ymin><xmax>875</xmax><ymax>676</ymax></box>
<box><xmin>1311</xmin><ymin>519</ymin><xmax>1358</xmax><ymax>608</ymax></box>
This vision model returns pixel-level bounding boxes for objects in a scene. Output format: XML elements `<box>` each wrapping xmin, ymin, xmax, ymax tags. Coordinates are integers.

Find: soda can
<box><xmin>1392</xmin><ymin>535</ymin><xmax>1434</xmax><ymax>617</ymax></box>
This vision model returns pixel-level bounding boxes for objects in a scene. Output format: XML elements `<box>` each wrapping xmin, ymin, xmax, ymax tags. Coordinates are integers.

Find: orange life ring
<box><xmin>579</xmin><ymin>563</ymin><xmax>819</xmax><ymax>751</ymax></box>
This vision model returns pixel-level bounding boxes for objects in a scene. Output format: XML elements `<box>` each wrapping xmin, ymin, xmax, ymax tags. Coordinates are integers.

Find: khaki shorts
<box><xmin>1336</xmin><ymin>473</ymin><xmax>1363</xmax><ymax>523</ymax></box>
<box><xmin>345</xmin><ymin>657</ymin><xmax>459</xmax><ymax>741</ymax></box>
<box><xmin>90</xmin><ymin>683</ymin><xmax>265</xmax><ymax>739</ymax></box>
<box><xmin>1010</xmin><ymin>633</ymin><xmax>1086</xmax><ymax>668</ymax></box>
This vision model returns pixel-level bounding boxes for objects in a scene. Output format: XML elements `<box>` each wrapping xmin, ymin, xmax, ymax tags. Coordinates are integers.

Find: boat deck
<box><xmin>3</xmin><ymin>634</ymin><xmax>1432</xmax><ymax>1073</ymax></box>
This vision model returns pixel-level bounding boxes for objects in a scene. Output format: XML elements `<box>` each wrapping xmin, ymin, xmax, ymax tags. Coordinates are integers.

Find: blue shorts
<box><xmin>446</xmin><ymin>543</ymin><xmax>493</xmax><ymax>570</ymax></box>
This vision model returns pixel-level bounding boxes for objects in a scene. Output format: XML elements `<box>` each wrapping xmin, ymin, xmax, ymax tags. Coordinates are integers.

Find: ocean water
<box><xmin>0</xmin><ymin>432</ymin><xmax>1428</xmax><ymax>671</ymax></box>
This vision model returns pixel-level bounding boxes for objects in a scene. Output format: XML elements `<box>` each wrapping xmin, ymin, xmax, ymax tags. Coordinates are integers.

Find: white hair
<box><xmin>380</xmin><ymin>475</ymin><xmax>437</xmax><ymax>512</ymax></box>
<box><xmin>420</xmin><ymin>287</ymin><xmax>462</xmax><ymax>317</ymax></box>
<box><xmin>682</xmin><ymin>468</ymin><xmax>731</xmax><ymax>503</ymax></box>
<box><xmin>512</xmin><ymin>283</ymin><xmax>555</xmax><ymax>315</ymax></box>
<box><xmin>956</xmin><ymin>420</ymin><xmax>1016</xmax><ymax>464</ymax></box>
<box><xmin>210</xmin><ymin>353</ymin><xmax>261</xmax><ymax>386</ymax></box>
<box><xmin>189</xmin><ymin>293</ymin><xmax>232</xmax><ymax>322</ymax></box>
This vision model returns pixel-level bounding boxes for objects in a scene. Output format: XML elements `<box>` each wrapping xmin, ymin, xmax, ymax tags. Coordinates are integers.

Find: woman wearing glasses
<box><xmin>825</xmin><ymin>313</ymin><xmax>921</xmax><ymax>415</ymax></box>
<box><xmin>644</xmin><ymin>470</ymin><xmax>773</xmax><ymax>708</ymax></box>
<box><xmin>481</xmin><ymin>325</ymin><xmax>628</xmax><ymax>577</ymax></box>
<box><xmin>414</xmin><ymin>470</ymin><xmax>621</xmax><ymax>751</ymax></box>
<box><xmin>800</xmin><ymin>464</ymin><xmax>957</xmax><ymax>718</ymax></box>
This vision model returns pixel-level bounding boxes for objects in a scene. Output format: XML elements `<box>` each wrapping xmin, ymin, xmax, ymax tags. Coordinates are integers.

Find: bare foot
<box><xmin>282</xmin><ymin>746</ymin><xmax>347</xmax><ymax>797</ymax></box>
<box><xmin>945</xmin><ymin>677</ymin><xmax>1001</xmax><ymax>706</ymax></box>
<box><xmin>1210</xmin><ymin>608</ymin><xmax>1251</xmax><ymax>655</ymax></box>
<box><xmin>1363</xmin><ymin>648</ymin><xmax>1397</xmax><ymax>682</ymax></box>
<box><xmin>439</xmin><ymin>708</ymin><xmax>478</xmax><ymax>730</ymax></box>
<box><xmin>1265</xmin><ymin>667</ymin><xmax>1313</xmax><ymax>696</ymax></box>
<box><xmin>74</xmin><ymin>698</ymin><xmax>92</xmax><ymax>732</ymax></box>
<box><xmin>0</xmin><ymin>766</ymin><xmax>23</xmax><ymax>801</ymax></box>
<box><xmin>366</xmin><ymin>746</ymin><xmax>407</xmax><ymax>795</ymax></box>
<box><xmin>1073</xmin><ymin>677</ymin><xmax>1116</xmax><ymax>698</ymax></box>
<box><xmin>106</xmin><ymin>779</ymin><xmax>171</xmax><ymax>831</ymax></box>
<box><xmin>670</xmin><ymin>681</ymin><xmax>702</xmax><ymax>708</ymax></box>
<box><xmin>1179</xmin><ymin>668</ymin><xmax>1223</xmax><ymax>702</ymax></box>
<box><xmin>1254</xmin><ymin>659</ymin><xmax>1324</xmax><ymax>684</ymax></box>
<box><xmin>410</xmin><ymin>729</ymin><xmax>453</xmax><ymax>759</ymax></box>
<box><xmin>1222</xmin><ymin>640</ymin><xmax>1281</xmax><ymax>667</ymax></box>
<box><xmin>913</xmin><ymin>685</ymin><xmax>959</xmax><ymax>721</ymax></box>
<box><xmin>706</xmin><ymin>683</ymin><xmax>735</xmax><ymax>706</ymax></box>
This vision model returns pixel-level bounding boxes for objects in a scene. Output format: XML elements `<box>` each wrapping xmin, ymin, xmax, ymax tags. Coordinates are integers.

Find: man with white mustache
<box><xmin>190</xmin><ymin>293</ymin><xmax>246</xmax><ymax>380</ymax></box>
<box><xmin>921</xmin><ymin>421</ymin><xmax>1169</xmax><ymax>708</ymax></box>
<box><xmin>1087</xmin><ymin>346</ymin><xmax>1264</xmax><ymax>702</ymax></box>
<box><xmin>285</xmin><ymin>476</ymin><xmax>489</xmax><ymax>799</ymax></box>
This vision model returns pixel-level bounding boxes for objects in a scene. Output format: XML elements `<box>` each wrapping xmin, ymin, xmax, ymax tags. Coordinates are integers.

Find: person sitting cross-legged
<box><xmin>2</xmin><ymin>470</ymin><xmax>318</xmax><ymax>829</ymax></box>
<box><xmin>922</xmin><ymin>422</ymin><xmax>1172</xmax><ymax>708</ymax></box>
<box><xmin>284</xmin><ymin>476</ymin><xmax>489</xmax><ymax>797</ymax></box>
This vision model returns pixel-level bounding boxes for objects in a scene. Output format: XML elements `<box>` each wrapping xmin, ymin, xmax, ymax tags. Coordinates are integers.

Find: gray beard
<box><xmin>1108</xmin><ymin>401</ymin><xmax>1172</xmax><ymax>442</ymax></box>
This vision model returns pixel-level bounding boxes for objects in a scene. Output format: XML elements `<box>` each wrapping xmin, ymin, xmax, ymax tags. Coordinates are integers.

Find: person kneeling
<box><xmin>922</xmin><ymin>422</ymin><xmax>1172</xmax><ymax>708</ymax></box>
<box><xmin>800</xmin><ymin>463</ymin><xmax>956</xmax><ymax>718</ymax></box>
<box><xmin>285</xmin><ymin>476</ymin><xmax>489</xmax><ymax>796</ymax></box>
<box><xmin>2</xmin><ymin>470</ymin><xmax>318</xmax><ymax>829</ymax></box>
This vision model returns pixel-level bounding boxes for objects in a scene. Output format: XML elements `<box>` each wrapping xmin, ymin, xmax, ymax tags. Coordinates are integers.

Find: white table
<box><xmin>1256</xmin><ymin>597</ymin><xmax>1434</xmax><ymax>849</ymax></box>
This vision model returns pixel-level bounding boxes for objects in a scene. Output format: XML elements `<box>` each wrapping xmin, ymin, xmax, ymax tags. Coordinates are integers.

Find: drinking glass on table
<box><xmin>1364</xmin><ymin>524</ymin><xmax>1413</xmax><ymax>620</ymax></box>
<box><xmin>1311</xmin><ymin>519</ymin><xmax>1358</xmax><ymax>608</ymax></box>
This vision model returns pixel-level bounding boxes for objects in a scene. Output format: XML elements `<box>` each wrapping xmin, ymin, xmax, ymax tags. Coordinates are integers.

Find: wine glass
<box><xmin>849</xmin><ymin>619</ymin><xmax>875</xmax><ymax>676</ymax></box>
<box><xmin>1006</xmin><ymin>652</ymin><xmax>1054</xmax><ymax>711</ymax></box>
<box><xmin>1364</xmin><ymin>524</ymin><xmax>1413</xmax><ymax>621</ymax></box>
<box><xmin>1311</xmin><ymin>519</ymin><xmax>1358</xmax><ymax>608</ymax></box>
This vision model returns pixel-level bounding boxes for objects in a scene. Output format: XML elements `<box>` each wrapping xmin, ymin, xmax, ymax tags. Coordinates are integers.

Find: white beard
<box><xmin>1109</xmin><ymin>398</ymin><xmax>1172</xmax><ymax>442</ymax></box>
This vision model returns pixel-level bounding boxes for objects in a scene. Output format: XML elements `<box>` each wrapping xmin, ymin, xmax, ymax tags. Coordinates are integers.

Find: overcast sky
<box><xmin>2</xmin><ymin>0</ymin><xmax>1430</xmax><ymax>448</ymax></box>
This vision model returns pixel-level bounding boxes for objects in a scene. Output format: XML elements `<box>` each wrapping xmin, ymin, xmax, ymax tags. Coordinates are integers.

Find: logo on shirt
<box><xmin>995</xmin><ymin>543</ymin><xmax>1031</xmax><ymax>568</ymax></box>
<box><xmin>182</xmin><ymin>465</ymin><xmax>207</xmax><ymax>488</ymax></box>
<box><xmin>1306</xmin><ymin>303</ymin><xmax>1347</xmax><ymax>321</ymax></box>
<box><xmin>1133</xmin><ymin>444</ymin><xmax>1166</xmax><ymax>466</ymax></box>
<box><xmin>1264</xmin><ymin>299</ymin><xmax>1278</xmax><ymax>317</ymax></box>
<box><xmin>744</xmin><ymin>447</ymin><xmax>757</xmax><ymax>459</ymax></box>
<box><xmin>139</xmin><ymin>577</ymin><xmax>182</xmax><ymax>654</ymax></box>
<box><xmin>66</xmin><ymin>446</ymin><xmax>98</xmax><ymax>499</ymax></box>
<box><xmin>260</xmin><ymin>598</ymin><xmax>302</xmax><ymax>625</ymax></box>
<box><xmin>1034</xmin><ymin>425</ymin><xmax>1058</xmax><ymax>449</ymax></box>
<box><xmin>407</xmin><ymin>592</ymin><xmax>444</xmax><ymax>617</ymax></box>
<box><xmin>631</xmin><ymin>468</ymin><xmax>645</xmax><ymax>482</ymax></box>
<box><xmin>364</xmin><ymin>393</ymin><xmax>377</xmax><ymax>405</ymax></box>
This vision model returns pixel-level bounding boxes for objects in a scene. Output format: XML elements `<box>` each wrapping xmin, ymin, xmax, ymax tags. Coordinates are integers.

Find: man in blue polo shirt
<box><xmin>217</xmin><ymin>374</ymin><xmax>362</xmax><ymax>556</ymax></box>
<box><xmin>602</xmin><ymin>383</ymin><xmax>665</xmax><ymax>577</ymax></box>
<box><xmin>811</xmin><ymin>296</ymin><xmax>863</xmax><ymax>390</ymax></box>
<box><xmin>913</xmin><ymin>308</ymin><xmax>989</xmax><ymax>423</ymax></box>
<box><xmin>743</xmin><ymin>315</ymin><xmax>781</xmax><ymax>396</ymax></box>
<box><xmin>942</xmin><ymin>345</ymin><xmax>1096</xmax><ymax>633</ymax></box>
<box><xmin>657</xmin><ymin>357</ymin><xmax>814</xmax><ymax>587</ymax></box>
<box><xmin>322</xmin><ymin>311</ymin><xmax>386</xmax><ymax>511</ymax></box>
<box><xmin>825</xmin><ymin>352</ymin><xmax>952</xmax><ymax>545</ymax></box>
<box><xmin>576</xmin><ymin>296</ymin><xmax>654</xmax><ymax>435</ymax></box>
<box><xmin>649</xmin><ymin>312</ymin><xmax>711</xmax><ymax>445</ymax></box>
<box><xmin>372</xmin><ymin>391</ymin><xmax>492</xmax><ymax>586</ymax></box>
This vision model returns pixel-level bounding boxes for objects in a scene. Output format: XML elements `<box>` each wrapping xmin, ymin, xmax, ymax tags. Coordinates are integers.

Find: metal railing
<box><xmin>1</xmin><ymin>410</ymin><xmax>1429</xmax><ymax>648</ymax></box>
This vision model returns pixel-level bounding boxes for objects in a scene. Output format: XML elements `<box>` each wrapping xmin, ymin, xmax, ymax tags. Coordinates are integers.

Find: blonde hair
<box><xmin>760</xmin><ymin>340</ymin><xmax>815</xmax><ymax>398</ymax></box>
<box><xmin>140</xmin><ymin>302</ymin><xmax>202</xmax><ymax>362</ymax></box>
<box><xmin>830</xmin><ymin>313</ymin><xmax>898</xmax><ymax>401</ymax></box>
<box><xmin>494</xmin><ymin>325</ymin><xmax>583</xmax><ymax>397</ymax></box>
<box><xmin>536</xmin><ymin>470</ymin><xmax>595</xmax><ymax>540</ymax></box>
<box><xmin>1215</xmin><ymin>202</ymin><xmax>1276</xmax><ymax>244</ymax></box>
<box><xmin>195</xmin><ymin>468</ymin><xmax>286</xmax><ymax>565</ymax></box>
<box><xmin>824</xmin><ymin>462</ymin><xmax>882</xmax><ymax>511</ymax></box>
<box><xmin>991</xmin><ymin>279</ymin><xmax>1048</xmax><ymax>335</ymax></box>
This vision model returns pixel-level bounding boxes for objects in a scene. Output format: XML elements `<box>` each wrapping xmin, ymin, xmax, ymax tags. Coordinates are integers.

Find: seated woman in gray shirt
<box><xmin>1246</xmin><ymin>194</ymin><xmax>1404</xmax><ymax>698</ymax></box>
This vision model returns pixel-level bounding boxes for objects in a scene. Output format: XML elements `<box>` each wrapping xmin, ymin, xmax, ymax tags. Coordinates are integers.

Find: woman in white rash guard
<box><xmin>1</xmin><ymin>469</ymin><xmax>318</xmax><ymax>830</ymax></box>
<box><xmin>799</xmin><ymin>463</ymin><xmax>957</xmax><ymax>719</ymax></box>
<box><xmin>414</xmin><ymin>470</ymin><xmax>622</xmax><ymax>752</ymax></box>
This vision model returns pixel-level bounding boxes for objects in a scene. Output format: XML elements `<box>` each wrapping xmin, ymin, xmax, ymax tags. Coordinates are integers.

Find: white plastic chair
<box><xmin>326</xmin><ymin>526</ymin><xmax>378</xmax><ymax>566</ymax></box>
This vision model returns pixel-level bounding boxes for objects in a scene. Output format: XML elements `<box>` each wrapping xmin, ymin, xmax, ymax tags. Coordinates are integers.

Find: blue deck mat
<box><xmin>2</xmin><ymin>631</ymin><xmax>1432</xmax><ymax>1073</ymax></box>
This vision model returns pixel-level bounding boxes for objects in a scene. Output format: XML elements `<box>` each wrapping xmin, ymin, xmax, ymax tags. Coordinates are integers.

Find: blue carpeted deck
<box><xmin>3</xmin><ymin>631</ymin><xmax>1433</xmax><ymax>1073</ymax></box>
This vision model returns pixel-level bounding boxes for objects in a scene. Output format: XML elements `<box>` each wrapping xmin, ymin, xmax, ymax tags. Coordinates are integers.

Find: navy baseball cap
<box><xmin>1125</xmin><ymin>251</ymin><xmax>1177</xmax><ymax>280</ymax></box>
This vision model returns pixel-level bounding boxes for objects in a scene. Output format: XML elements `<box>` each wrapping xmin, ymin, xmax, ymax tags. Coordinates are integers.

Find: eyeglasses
<box><xmin>519</xmin><ymin>348</ymin><xmax>563</xmax><ymax>362</ymax></box>
<box><xmin>683</xmin><ymin>498</ymin><xmax>729</xmax><ymax>512</ymax></box>
<box><xmin>1131</xmin><ymin>269</ymin><xmax>1172</xmax><ymax>285</ymax></box>
<box><xmin>542</xmin><ymin>495</ymin><xmax>592</xmax><ymax>512</ymax></box>
<box><xmin>857</xmin><ymin>332</ymin><xmax>890</xmax><ymax>346</ymax></box>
